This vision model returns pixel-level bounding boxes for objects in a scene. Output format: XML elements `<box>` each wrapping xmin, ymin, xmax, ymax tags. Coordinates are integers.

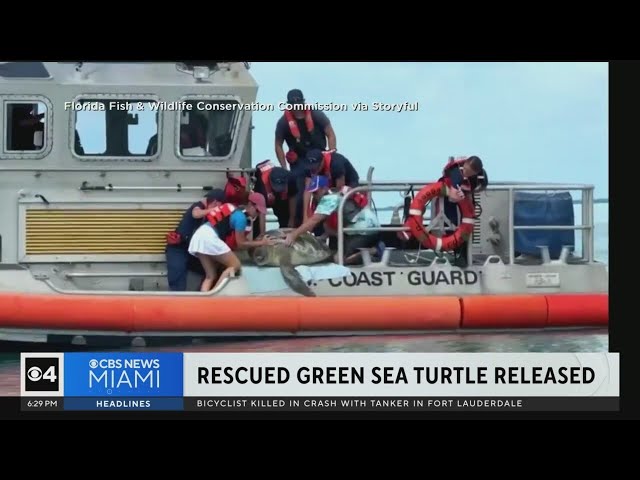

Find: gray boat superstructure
<box><xmin>0</xmin><ymin>61</ymin><xmax>256</xmax><ymax>291</ymax></box>
<box><xmin>0</xmin><ymin>61</ymin><xmax>607</xmax><ymax>300</ymax></box>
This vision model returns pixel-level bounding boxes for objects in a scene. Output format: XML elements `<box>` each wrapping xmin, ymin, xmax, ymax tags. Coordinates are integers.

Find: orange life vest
<box><xmin>257</xmin><ymin>160</ymin><xmax>287</xmax><ymax>206</ymax></box>
<box><xmin>285</xmin><ymin>109</ymin><xmax>314</xmax><ymax>142</ymax></box>
<box><xmin>206</xmin><ymin>203</ymin><xmax>252</xmax><ymax>250</ymax></box>
<box><xmin>206</xmin><ymin>203</ymin><xmax>236</xmax><ymax>230</ymax></box>
<box><xmin>284</xmin><ymin>109</ymin><xmax>315</xmax><ymax>165</ymax></box>
<box><xmin>224</xmin><ymin>173</ymin><xmax>248</xmax><ymax>206</ymax></box>
<box><xmin>317</xmin><ymin>151</ymin><xmax>334</xmax><ymax>185</ymax></box>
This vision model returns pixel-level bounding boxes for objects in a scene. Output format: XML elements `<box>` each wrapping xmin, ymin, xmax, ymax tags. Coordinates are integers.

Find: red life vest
<box><xmin>285</xmin><ymin>109</ymin><xmax>314</xmax><ymax>142</ymax></box>
<box><xmin>257</xmin><ymin>160</ymin><xmax>287</xmax><ymax>206</ymax></box>
<box><xmin>223</xmin><ymin>217</ymin><xmax>253</xmax><ymax>250</ymax></box>
<box><xmin>284</xmin><ymin>109</ymin><xmax>315</xmax><ymax>165</ymax></box>
<box><xmin>317</xmin><ymin>151</ymin><xmax>334</xmax><ymax>185</ymax></box>
<box><xmin>206</xmin><ymin>203</ymin><xmax>252</xmax><ymax>250</ymax></box>
<box><xmin>224</xmin><ymin>174</ymin><xmax>248</xmax><ymax>206</ymax></box>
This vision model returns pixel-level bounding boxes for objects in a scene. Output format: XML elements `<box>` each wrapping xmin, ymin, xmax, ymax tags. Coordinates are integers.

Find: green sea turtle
<box><xmin>248</xmin><ymin>228</ymin><xmax>333</xmax><ymax>297</ymax></box>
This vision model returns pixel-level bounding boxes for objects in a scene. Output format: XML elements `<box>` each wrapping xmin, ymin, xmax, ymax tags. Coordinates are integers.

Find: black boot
<box><xmin>452</xmin><ymin>242</ymin><xmax>469</xmax><ymax>268</ymax></box>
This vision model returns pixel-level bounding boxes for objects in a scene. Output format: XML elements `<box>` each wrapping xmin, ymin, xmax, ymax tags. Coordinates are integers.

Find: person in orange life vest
<box><xmin>285</xmin><ymin>176</ymin><xmax>381</xmax><ymax>265</ymax></box>
<box><xmin>274</xmin><ymin>89</ymin><xmax>337</xmax><ymax>173</ymax></box>
<box><xmin>301</xmin><ymin>148</ymin><xmax>360</xmax><ymax>225</ymax></box>
<box><xmin>165</xmin><ymin>188</ymin><xmax>227</xmax><ymax>292</ymax></box>
<box><xmin>188</xmin><ymin>192</ymin><xmax>276</xmax><ymax>291</ymax></box>
<box><xmin>252</xmin><ymin>161</ymin><xmax>299</xmax><ymax>237</ymax></box>
<box><xmin>436</xmin><ymin>156</ymin><xmax>488</xmax><ymax>267</ymax></box>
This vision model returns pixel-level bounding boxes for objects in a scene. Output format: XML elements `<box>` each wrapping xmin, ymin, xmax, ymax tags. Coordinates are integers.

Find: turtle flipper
<box><xmin>278</xmin><ymin>245</ymin><xmax>316</xmax><ymax>297</ymax></box>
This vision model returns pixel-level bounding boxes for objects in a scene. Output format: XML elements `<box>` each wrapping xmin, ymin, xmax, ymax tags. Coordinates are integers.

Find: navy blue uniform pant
<box><xmin>289</xmin><ymin>161</ymin><xmax>306</xmax><ymax>227</ymax></box>
<box><xmin>166</xmin><ymin>244</ymin><xmax>191</xmax><ymax>291</ymax></box>
<box><xmin>289</xmin><ymin>161</ymin><xmax>325</xmax><ymax>235</ymax></box>
<box><xmin>442</xmin><ymin>197</ymin><xmax>460</xmax><ymax>228</ymax></box>
<box><xmin>440</xmin><ymin>198</ymin><xmax>468</xmax><ymax>259</ymax></box>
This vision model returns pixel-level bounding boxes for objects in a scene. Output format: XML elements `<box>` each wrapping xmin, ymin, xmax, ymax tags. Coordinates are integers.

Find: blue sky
<box><xmin>249</xmin><ymin>62</ymin><xmax>608</xmax><ymax>199</ymax></box>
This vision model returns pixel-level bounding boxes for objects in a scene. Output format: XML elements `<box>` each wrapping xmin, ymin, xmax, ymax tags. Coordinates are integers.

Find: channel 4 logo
<box><xmin>20</xmin><ymin>353</ymin><xmax>65</xmax><ymax>397</ymax></box>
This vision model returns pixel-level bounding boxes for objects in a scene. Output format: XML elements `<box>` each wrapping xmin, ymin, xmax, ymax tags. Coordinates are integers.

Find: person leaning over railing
<box><xmin>438</xmin><ymin>156</ymin><xmax>488</xmax><ymax>267</ymax></box>
<box><xmin>252</xmin><ymin>160</ymin><xmax>299</xmax><ymax>237</ymax></box>
<box><xmin>284</xmin><ymin>175</ymin><xmax>380</xmax><ymax>265</ymax></box>
<box><xmin>300</xmin><ymin>148</ymin><xmax>360</xmax><ymax>225</ymax></box>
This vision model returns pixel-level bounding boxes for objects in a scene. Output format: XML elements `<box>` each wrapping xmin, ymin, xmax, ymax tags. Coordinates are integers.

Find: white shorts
<box><xmin>188</xmin><ymin>223</ymin><xmax>231</xmax><ymax>257</ymax></box>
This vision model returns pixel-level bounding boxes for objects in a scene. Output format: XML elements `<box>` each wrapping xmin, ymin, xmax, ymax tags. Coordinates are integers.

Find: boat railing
<box><xmin>330</xmin><ymin>181</ymin><xmax>596</xmax><ymax>266</ymax></box>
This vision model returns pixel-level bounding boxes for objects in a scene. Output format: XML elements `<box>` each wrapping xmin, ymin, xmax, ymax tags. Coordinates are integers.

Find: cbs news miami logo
<box><xmin>20</xmin><ymin>353</ymin><xmax>65</xmax><ymax>397</ymax></box>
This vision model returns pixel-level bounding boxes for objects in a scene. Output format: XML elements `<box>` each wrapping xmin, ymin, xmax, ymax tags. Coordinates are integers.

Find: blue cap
<box><xmin>306</xmin><ymin>175</ymin><xmax>329</xmax><ymax>193</ymax></box>
<box><xmin>305</xmin><ymin>149</ymin><xmax>324</xmax><ymax>164</ymax></box>
<box><xmin>205</xmin><ymin>188</ymin><xmax>226</xmax><ymax>202</ymax></box>
<box><xmin>269</xmin><ymin>167</ymin><xmax>289</xmax><ymax>192</ymax></box>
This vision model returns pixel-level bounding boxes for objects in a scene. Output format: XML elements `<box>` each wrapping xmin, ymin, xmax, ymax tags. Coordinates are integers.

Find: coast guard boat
<box><xmin>0</xmin><ymin>61</ymin><xmax>608</xmax><ymax>346</ymax></box>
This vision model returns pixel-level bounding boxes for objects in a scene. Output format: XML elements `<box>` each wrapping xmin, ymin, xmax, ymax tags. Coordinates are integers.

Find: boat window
<box><xmin>73</xmin><ymin>99</ymin><xmax>159</xmax><ymax>158</ymax></box>
<box><xmin>4</xmin><ymin>101</ymin><xmax>48</xmax><ymax>153</ymax></box>
<box><xmin>177</xmin><ymin>99</ymin><xmax>241</xmax><ymax>159</ymax></box>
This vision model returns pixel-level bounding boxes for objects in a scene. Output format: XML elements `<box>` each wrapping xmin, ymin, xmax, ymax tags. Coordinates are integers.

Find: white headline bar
<box><xmin>183</xmin><ymin>353</ymin><xmax>619</xmax><ymax>397</ymax></box>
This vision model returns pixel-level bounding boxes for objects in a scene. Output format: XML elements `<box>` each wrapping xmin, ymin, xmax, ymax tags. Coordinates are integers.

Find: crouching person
<box><xmin>166</xmin><ymin>189</ymin><xmax>226</xmax><ymax>291</ymax></box>
<box><xmin>188</xmin><ymin>191</ymin><xmax>276</xmax><ymax>291</ymax></box>
<box><xmin>284</xmin><ymin>175</ymin><xmax>380</xmax><ymax>265</ymax></box>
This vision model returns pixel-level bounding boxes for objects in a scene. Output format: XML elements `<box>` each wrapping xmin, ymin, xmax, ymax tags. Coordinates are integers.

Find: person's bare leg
<box><xmin>211</xmin><ymin>251</ymin><xmax>242</xmax><ymax>290</ymax></box>
<box><xmin>197</xmin><ymin>254</ymin><xmax>218</xmax><ymax>292</ymax></box>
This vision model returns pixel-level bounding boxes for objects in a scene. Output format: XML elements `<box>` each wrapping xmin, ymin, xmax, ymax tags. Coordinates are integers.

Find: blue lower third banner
<box><xmin>62</xmin><ymin>352</ymin><xmax>183</xmax><ymax>410</ymax></box>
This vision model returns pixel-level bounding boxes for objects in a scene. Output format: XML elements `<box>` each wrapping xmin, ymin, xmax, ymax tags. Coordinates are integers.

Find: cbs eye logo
<box><xmin>24</xmin><ymin>358</ymin><xmax>59</xmax><ymax>392</ymax></box>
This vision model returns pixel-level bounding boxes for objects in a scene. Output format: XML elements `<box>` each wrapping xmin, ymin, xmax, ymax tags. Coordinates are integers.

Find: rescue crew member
<box><xmin>437</xmin><ymin>155</ymin><xmax>488</xmax><ymax>266</ymax></box>
<box><xmin>165</xmin><ymin>189</ymin><xmax>226</xmax><ymax>291</ymax></box>
<box><xmin>301</xmin><ymin>148</ymin><xmax>360</xmax><ymax>224</ymax></box>
<box><xmin>252</xmin><ymin>160</ymin><xmax>298</xmax><ymax>236</ymax></box>
<box><xmin>274</xmin><ymin>89</ymin><xmax>337</xmax><ymax>174</ymax></box>
<box><xmin>188</xmin><ymin>192</ymin><xmax>276</xmax><ymax>291</ymax></box>
<box><xmin>285</xmin><ymin>176</ymin><xmax>380</xmax><ymax>265</ymax></box>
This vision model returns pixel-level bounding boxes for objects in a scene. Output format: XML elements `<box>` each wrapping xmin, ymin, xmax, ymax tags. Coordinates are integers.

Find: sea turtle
<box><xmin>248</xmin><ymin>228</ymin><xmax>333</xmax><ymax>297</ymax></box>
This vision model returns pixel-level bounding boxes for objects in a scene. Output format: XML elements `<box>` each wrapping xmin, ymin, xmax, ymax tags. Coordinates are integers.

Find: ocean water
<box><xmin>0</xmin><ymin>204</ymin><xmax>608</xmax><ymax>395</ymax></box>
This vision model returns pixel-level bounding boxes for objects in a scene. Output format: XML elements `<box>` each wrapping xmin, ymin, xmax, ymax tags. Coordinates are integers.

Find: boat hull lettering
<box><xmin>328</xmin><ymin>271</ymin><xmax>396</xmax><ymax>287</ymax></box>
<box><xmin>327</xmin><ymin>270</ymin><xmax>479</xmax><ymax>288</ymax></box>
<box><xmin>407</xmin><ymin>270</ymin><xmax>479</xmax><ymax>286</ymax></box>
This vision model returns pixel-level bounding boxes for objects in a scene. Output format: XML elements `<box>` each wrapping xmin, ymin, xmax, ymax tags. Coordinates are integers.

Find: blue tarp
<box><xmin>513</xmin><ymin>191</ymin><xmax>575</xmax><ymax>259</ymax></box>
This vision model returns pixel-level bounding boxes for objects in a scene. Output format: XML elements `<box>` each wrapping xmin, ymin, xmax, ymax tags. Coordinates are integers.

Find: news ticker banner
<box><xmin>20</xmin><ymin>352</ymin><xmax>619</xmax><ymax>412</ymax></box>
